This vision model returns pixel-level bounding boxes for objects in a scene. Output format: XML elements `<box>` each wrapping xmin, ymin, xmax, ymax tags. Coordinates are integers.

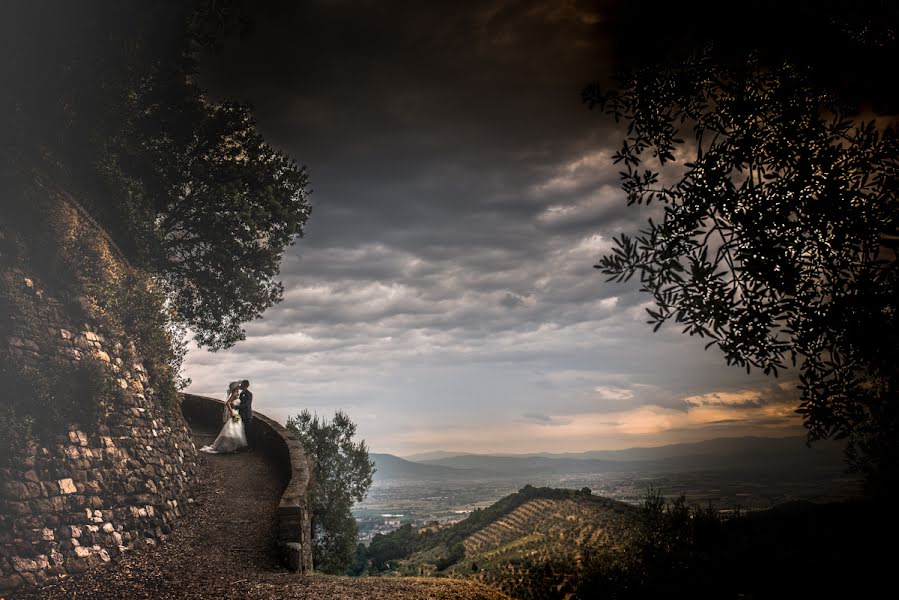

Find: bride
<box><xmin>200</xmin><ymin>381</ymin><xmax>248</xmax><ymax>453</ymax></box>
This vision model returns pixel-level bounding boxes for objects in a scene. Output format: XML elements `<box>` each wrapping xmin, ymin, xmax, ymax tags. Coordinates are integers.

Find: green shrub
<box><xmin>88</xmin><ymin>267</ymin><xmax>188</xmax><ymax>414</ymax></box>
<box><xmin>1</xmin><ymin>352</ymin><xmax>123</xmax><ymax>446</ymax></box>
<box><xmin>434</xmin><ymin>542</ymin><xmax>465</xmax><ymax>571</ymax></box>
<box><xmin>68</xmin><ymin>355</ymin><xmax>126</xmax><ymax>433</ymax></box>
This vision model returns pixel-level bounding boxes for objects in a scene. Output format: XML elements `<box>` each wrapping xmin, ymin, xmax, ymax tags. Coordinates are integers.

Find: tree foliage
<box><xmin>0</xmin><ymin>1</ymin><xmax>310</xmax><ymax>349</ymax></box>
<box><xmin>578</xmin><ymin>490</ymin><xmax>896</xmax><ymax>599</ymax></box>
<box><xmin>588</xmin><ymin>2</ymin><xmax>899</xmax><ymax>496</ymax></box>
<box><xmin>132</xmin><ymin>100</ymin><xmax>311</xmax><ymax>349</ymax></box>
<box><xmin>287</xmin><ymin>410</ymin><xmax>375</xmax><ymax>574</ymax></box>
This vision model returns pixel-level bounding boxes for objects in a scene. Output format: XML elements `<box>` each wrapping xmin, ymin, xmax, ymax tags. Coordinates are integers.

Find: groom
<box><xmin>239</xmin><ymin>380</ymin><xmax>254</xmax><ymax>451</ymax></box>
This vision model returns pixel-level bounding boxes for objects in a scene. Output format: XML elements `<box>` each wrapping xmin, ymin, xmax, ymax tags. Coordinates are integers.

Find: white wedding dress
<box><xmin>200</xmin><ymin>398</ymin><xmax>248</xmax><ymax>454</ymax></box>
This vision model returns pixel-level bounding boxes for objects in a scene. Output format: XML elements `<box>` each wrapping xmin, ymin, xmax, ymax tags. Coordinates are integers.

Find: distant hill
<box><xmin>408</xmin><ymin>436</ymin><xmax>848</xmax><ymax>478</ymax></box>
<box><xmin>528</xmin><ymin>435</ymin><xmax>846</xmax><ymax>462</ymax></box>
<box><xmin>363</xmin><ymin>485</ymin><xmax>639</xmax><ymax>599</ymax></box>
<box><xmin>370</xmin><ymin>453</ymin><xmax>498</xmax><ymax>481</ymax></box>
<box><xmin>403</xmin><ymin>450</ymin><xmax>477</xmax><ymax>462</ymax></box>
<box><xmin>413</xmin><ymin>454</ymin><xmax>637</xmax><ymax>477</ymax></box>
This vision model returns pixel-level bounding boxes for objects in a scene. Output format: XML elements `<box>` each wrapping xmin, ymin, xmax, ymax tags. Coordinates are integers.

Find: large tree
<box><xmin>588</xmin><ymin>1</ymin><xmax>899</xmax><ymax>496</ymax></box>
<box><xmin>0</xmin><ymin>1</ymin><xmax>310</xmax><ymax>349</ymax></box>
<box><xmin>287</xmin><ymin>410</ymin><xmax>376</xmax><ymax>574</ymax></box>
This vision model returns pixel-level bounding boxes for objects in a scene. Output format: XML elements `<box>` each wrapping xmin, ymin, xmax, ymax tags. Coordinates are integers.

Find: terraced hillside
<box><xmin>461</xmin><ymin>496</ymin><xmax>625</xmax><ymax>558</ymax></box>
<box><xmin>365</xmin><ymin>486</ymin><xmax>639</xmax><ymax>600</ymax></box>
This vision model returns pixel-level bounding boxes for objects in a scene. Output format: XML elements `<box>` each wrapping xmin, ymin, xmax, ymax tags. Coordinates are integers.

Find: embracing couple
<box><xmin>200</xmin><ymin>380</ymin><xmax>254</xmax><ymax>454</ymax></box>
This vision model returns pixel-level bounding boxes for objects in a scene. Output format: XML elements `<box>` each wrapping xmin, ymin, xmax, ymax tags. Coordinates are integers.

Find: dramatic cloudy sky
<box><xmin>185</xmin><ymin>0</ymin><xmax>803</xmax><ymax>455</ymax></box>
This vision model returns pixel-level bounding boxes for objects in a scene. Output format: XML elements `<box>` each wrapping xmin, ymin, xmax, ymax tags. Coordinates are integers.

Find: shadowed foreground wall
<box><xmin>181</xmin><ymin>393</ymin><xmax>313</xmax><ymax>573</ymax></box>
<box><xmin>0</xmin><ymin>173</ymin><xmax>199</xmax><ymax>595</ymax></box>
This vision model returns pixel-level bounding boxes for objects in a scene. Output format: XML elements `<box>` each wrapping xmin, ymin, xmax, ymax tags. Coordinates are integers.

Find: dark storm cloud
<box><xmin>199</xmin><ymin>0</ymin><xmax>618</xmax><ymax>247</ymax></box>
<box><xmin>500</xmin><ymin>292</ymin><xmax>526</xmax><ymax>308</ymax></box>
<box><xmin>184</xmin><ymin>1</ymin><xmax>800</xmax><ymax>453</ymax></box>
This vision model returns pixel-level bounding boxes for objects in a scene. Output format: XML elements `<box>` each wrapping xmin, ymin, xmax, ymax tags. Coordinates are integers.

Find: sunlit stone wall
<box><xmin>0</xmin><ymin>175</ymin><xmax>199</xmax><ymax>594</ymax></box>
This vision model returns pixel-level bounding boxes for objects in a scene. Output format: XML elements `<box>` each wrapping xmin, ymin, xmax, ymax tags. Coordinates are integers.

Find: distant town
<box><xmin>356</xmin><ymin>509</ymin><xmax>471</xmax><ymax>545</ymax></box>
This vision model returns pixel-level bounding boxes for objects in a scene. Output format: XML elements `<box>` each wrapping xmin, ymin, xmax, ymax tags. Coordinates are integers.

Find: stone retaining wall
<box><xmin>0</xmin><ymin>268</ymin><xmax>200</xmax><ymax>595</ymax></box>
<box><xmin>0</xmin><ymin>176</ymin><xmax>200</xmax><ymax>596</ymax></box>
<box><xmin>180</xmin><ymin>393</ymin><xmax>313</xmax><ymax>573</ymax></box>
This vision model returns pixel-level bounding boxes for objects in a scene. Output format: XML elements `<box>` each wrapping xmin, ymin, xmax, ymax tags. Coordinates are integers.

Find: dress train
<box><xmin>200</xmin><ymin>414</ymin><xmax>248</xmax><ymax>454</ymax></box>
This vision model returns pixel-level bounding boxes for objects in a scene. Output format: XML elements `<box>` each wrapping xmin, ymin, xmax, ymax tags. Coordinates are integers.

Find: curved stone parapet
<box><xmin>179</xmin><ymin>393</ymin><xmax>313</xmax><ymax>573</ymax></box>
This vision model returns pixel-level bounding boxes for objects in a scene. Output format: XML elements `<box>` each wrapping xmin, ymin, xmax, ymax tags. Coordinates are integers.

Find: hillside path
<box><xmin>12</xmin><ymin>427</ymin><xmax>510</xmax><ymax>600</ymax></box>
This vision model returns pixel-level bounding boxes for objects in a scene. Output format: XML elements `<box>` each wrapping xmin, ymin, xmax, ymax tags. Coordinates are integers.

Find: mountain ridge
<box><xmin>375</xmin><ymin>436</ymin><xmax>848</xmax><ymax>481</ymax></box>
<box><xmin>370</xmin><ymin>453</ymin><xmax>499</xmax><ymax>482</ymax></box>
<box><xmin>400</xmin><ymin>435</ymin><xmax>842</xmax><ymax>462</ymax></box>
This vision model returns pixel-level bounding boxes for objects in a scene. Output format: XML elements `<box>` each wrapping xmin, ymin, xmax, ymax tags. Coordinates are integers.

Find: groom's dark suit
<box><xmin>239</xmin><ymin>389</ymin><xmax>253</xmax><ymax>448</ymax></box>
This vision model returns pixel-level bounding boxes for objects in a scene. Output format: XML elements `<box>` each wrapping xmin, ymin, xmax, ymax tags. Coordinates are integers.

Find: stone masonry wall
<box><xmin>0</xmin><ymin>176</ymin><xmax>200</xmax><ymax>595</ymax></box>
